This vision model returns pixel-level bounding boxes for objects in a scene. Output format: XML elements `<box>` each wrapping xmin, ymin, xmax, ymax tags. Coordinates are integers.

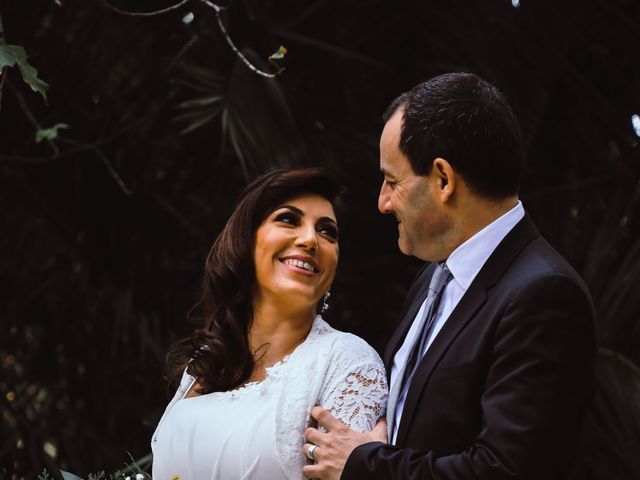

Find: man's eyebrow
<box><xmin>380</xmin><ymin>168</ymin><xmax>395</xmax><ymax>179</ymax></box>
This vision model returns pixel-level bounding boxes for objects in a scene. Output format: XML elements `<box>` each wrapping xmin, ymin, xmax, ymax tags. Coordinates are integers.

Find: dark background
<box><xmin>1</xmin><ymin>0</ymin><xmax>639</xmax><ymax>478</ymax></box>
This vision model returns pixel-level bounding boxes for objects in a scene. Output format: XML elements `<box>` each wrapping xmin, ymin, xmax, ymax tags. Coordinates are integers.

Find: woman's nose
<box><xmin>295</xmin><ymin>224</ymin><xmax>318</xmax><ymax>250</ymax></box>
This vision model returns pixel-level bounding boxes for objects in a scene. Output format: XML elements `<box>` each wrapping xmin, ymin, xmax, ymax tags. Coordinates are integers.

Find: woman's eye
<box><xmin>274</xmin><ymin>212</ymin><xmax>299</xmax><ymax>225</ymax></box>
<box><xmin>318</xmin><ymin>224</ymin><xmax>339</xmax><ymax>241</ymax></box>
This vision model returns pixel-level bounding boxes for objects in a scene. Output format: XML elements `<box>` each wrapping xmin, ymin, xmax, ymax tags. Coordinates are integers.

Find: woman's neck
<box><xmin>186</xmin><ymin>298</ymin><xmax>315</xmax><ymax>397</ymax></box>
<box><xmin>247</xmin><ymin>298</ymin><xmax>315</xmax><ymax>381</ymax></box>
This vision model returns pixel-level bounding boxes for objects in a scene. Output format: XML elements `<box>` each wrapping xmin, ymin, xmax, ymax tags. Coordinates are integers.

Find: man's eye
<box><xmin>386</xmin><ymin>179</ymin><xmax>396</xmax><ymax>189</ymax></box>
<box><xmin>274</xmin><ymin>212</ymin><xmax>299</xmax><ymax>225</ymax></box>
<box><xmin>318</xmin><ymin>224</ymin><xmax>339</xmax><ymax>241</ymax></box>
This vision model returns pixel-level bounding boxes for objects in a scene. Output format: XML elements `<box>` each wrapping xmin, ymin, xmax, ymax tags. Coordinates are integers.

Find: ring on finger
<box><xmin>305</xmin><ymin>444</ymin><xmax>318</xmax><ymax>461</ymax></box>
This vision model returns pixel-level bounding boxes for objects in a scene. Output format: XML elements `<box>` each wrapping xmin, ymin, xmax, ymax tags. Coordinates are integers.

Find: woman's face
<box><xmin>253</xmin><ymin>193</ymin><xmax>339</xmax><ymax>310</ymax></box>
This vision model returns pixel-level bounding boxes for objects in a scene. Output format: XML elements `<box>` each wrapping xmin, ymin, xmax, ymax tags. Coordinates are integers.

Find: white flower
<box><xmin>136</xmin><ymin>475</ymin><xmax>144</xmax><ymax>480</ymax></box>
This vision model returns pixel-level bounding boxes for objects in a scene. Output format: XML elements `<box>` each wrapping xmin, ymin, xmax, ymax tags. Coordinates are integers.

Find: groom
<box><xmin>303</xmin><ymin>73</ymin><xmax>596</xmax><ymax>479</ymax></box>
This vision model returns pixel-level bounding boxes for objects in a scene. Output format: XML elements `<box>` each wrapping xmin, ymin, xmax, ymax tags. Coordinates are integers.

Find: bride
<box><xmin>151</xmin><ymin>167</ymin><xmax>388</xmax><ymax>480</ymax></box>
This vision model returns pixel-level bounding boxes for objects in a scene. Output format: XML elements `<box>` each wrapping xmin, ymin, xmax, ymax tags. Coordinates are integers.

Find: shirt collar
<box><xmin>445</xmin><ymin>201</ymin><xmax>525</xmax><ymax>291</ymax></box>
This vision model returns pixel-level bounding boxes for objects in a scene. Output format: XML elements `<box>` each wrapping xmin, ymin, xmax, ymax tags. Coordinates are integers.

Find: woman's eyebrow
<box><xmin>319</xmin><ymin>216</ymin><xmax>338</xmax><ymax>225</ymax></box>
<box><xmin>276</xmin><ymin>205</ymin><xmax>337</xmax><ymax>224</ymax></box>
<box><xmin>277</xmin><ymin>205</ymin><xmax>304</xmax><ymax>215</ymax></box>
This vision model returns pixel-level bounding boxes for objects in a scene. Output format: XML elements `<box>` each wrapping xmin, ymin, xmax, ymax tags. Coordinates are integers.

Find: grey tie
<box><xmin>386</xmin><ymin>262</ymin><xmax>452</xmax><ymax>441</ymax></box>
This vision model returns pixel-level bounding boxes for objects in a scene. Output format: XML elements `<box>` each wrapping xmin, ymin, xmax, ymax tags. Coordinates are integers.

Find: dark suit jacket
<box><xmin>343</xmin><ymin>214</ymin><xmax>596</xmax><ymax>480</ymax></box>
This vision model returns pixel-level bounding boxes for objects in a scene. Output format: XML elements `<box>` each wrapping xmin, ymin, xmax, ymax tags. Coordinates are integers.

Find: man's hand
<box><xmin>302</xmin><ymin>406</ymin><xmax>387</xmax><ymax>480</ymax></box>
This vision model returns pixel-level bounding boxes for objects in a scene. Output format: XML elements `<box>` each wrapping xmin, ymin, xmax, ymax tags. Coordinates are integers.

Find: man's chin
<box><xmin>397</xmin><ymin>239</ymin><xmax>412</xmax><ymax>257</ymax></box>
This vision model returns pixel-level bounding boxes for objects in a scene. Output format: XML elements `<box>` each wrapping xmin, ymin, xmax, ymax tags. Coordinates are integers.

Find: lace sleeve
<box><xmin>319</xmin><ymin>340</ymin><xmax>388</xmax><ymax>433</ymax></box>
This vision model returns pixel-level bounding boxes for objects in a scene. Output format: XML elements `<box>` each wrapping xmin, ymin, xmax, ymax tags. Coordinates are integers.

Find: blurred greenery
<box><xmin>0</xmin><ymin>0</ymin><xmax>639</xmax><ymax>478</ymax></box>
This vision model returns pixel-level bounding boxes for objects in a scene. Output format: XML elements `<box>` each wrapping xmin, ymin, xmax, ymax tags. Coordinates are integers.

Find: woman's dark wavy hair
<box><xmin>166</xmin><ymin>167</ymin><xmax>341</xmax><ymax>394</ymax></box>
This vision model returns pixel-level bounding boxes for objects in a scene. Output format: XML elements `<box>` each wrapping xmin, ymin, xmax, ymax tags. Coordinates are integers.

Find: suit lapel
<box><xmin>383</xmin><ymin>264</ymin><xmax>436</xmax><ymax>370</ymax></box>
<box><xmin>395</xmin><ymin>214</ymin><xmax>541</xmax><ymax>445</ymax></box>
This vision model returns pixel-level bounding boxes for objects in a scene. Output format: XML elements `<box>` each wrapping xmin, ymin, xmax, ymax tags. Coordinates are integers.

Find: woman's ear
<box><xmin>432</xmin><ymin>157</ymin><xmax>456</xmax><ymax>201</ymax></box>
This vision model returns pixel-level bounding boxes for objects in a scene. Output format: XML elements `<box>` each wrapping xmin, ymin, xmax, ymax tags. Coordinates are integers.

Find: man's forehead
<box><xmin>381</xmin><ymin>111</ymin><xmax>402</xmax><ymax>142</ymax></box>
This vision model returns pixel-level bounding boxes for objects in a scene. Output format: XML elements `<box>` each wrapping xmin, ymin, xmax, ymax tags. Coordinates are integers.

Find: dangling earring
<box><xmin>321</xmin><ymin>291</ymin><xmax>331</xmax><ymax>313</ymax></box>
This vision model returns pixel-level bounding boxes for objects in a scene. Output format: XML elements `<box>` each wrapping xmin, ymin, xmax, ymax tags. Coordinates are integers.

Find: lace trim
<box><xmin>181</xmin><ymin>332</ymin><xmax>310</xmax><ymax>400</ymax></box>
<box><xmin>274</xmin><ymin>316</ymin><xmax>388</xmax><ymax>480</ymax></box>
<box><xmin>323</xmin><ymin>365</ymin><xmax>388</xmax><ymax>433</ymax></box>
<box><xmin>207</xmin><ymin>352</ymin><xmax>294</xmax><ymax>399</ymax></box>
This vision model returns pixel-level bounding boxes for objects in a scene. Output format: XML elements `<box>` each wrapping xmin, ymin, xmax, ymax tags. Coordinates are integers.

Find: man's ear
<box><xmin>432</xmin><ymin>157</ymin><xmax>456</xmax><ymax>201</ymax></box>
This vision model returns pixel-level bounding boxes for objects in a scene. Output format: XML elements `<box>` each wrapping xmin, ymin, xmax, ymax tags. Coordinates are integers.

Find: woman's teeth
<box><xmin>283</xmin><ymin>259</ymin><xmax>316</xmax><ymax>272</ymax></box>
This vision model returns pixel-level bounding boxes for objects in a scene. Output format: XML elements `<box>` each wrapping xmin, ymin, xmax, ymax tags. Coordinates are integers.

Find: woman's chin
<box><xmin>273</xmin><ymin>290</ymin><xmax>322</xmax><ymax>311</ymax></box>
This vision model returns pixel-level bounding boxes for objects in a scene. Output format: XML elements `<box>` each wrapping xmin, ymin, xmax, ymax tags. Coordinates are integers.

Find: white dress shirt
<box><xmin>390</xmin><ymin>201</ymin><xmax>525</xmax><ymax>443</ymax></box>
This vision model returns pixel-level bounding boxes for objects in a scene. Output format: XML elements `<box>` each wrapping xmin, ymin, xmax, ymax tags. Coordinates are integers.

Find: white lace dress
<box><xmin>151</xmin><ymin>316</ymin><xmax>388</xmax><ymax>480</ymax></box>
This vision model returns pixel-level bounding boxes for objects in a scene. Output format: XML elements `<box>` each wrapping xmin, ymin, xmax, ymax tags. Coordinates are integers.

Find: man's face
<box><xmin>378</xmin><ymin>110</ymin><xmax>450</xmax><ymax>261</ymax></box>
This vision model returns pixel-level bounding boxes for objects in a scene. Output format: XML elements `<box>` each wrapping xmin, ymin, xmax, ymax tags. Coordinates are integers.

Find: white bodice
<box><xmin>151</xmin><ymin>316</ymin><xmax>388</xmax><ymax>480</ymax></box>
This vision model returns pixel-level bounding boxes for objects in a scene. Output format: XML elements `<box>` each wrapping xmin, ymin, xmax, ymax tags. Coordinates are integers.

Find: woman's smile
<box><xmin>280</xmin><ymin>255</ymin><xmax>319</xmax><ymax>275</ymax></box>
<box><xmin>253</xmin><ymin>193</ymin><xmax>339</xmax><ymax>306</ymax></box>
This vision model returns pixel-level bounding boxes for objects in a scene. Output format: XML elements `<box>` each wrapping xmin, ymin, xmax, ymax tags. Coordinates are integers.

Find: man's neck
<box><xmin>452</xmin><ymin>195</ymin><xmax>519</xmax><ymax>253</ymax></box>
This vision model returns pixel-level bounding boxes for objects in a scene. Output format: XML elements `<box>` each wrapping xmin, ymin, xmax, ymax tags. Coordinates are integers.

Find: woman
<box><xmin>151</xmin><ymin>168</ymin><xmax>387</xmax><ymax>480</ymax></box>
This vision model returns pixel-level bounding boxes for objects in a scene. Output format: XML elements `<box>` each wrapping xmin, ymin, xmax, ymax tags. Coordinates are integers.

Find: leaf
<box><xmin>61</xmin><ymin>471</ymin><xmax>85</xmax><ymax>480</ymax></box>
<box><xmin>223</xmin><ymin>48</ymin><xmax>307</xmax><ymax>179</ymax></box>
<box><xmin>178</xmin><ymin>110</ymin><xmax>221</xmax><ymax>135</ymax></box>
<box><xmin>268</xmin><ymin>45</ymin><xmax>288</xmax><ymax>61</ymax></box>
<box><xmin>0</xmin><ymin>43</ymin><xmax>49</xmax><ymax>101</ymax></box>
<box><xmin>35</xmin><ymin>123</ymin><xmax>69</xmax><ymax>143</ymax></box>
<box><xmin>177</xmin><ymin>95</ymin><xmax>223</xmax><ymax>109</ymax></box>
<box><xmin>571</xmin><ymin>349</ymin><xmax>640</xmax><ymax>479</ymax></box>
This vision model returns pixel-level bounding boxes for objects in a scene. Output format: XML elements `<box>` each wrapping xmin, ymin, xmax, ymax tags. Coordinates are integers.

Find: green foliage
<box><xmin>62</xmin><ymin>471</ymin><xmax>87</xmax><ymax>480</ymax></box>
<box><xmin>223</xmin><ymin>49</ymin><xmax>307</xmax><ymax>179</ymax></box>
<box><xmin>0</xmin><ymin>42</ymin><xmax>49</xmax><ymax>101</ymax></box>
<box><xmin>35</xmin><ymin>123</ymin><xmax>69</xmax><ymax>143</ymax></box>
<box><xmin>0</xmin><ymin>0</ymin><xmax>639</xmax><ymax>478</ymax></box>
<box><xmin>38</xmin><ymin>469</ymin><xmax>52</xmax><ymax>480</ymax></box>
<box><xmin>175</xmin><ymin>49</ymin><xmax>305</xmax><ymax>180</ymax></box>
<box><xmin>174</xmin><ymin>64</ymin><xmax>225</xmax><ymax>135</ymax></box>
<box><xmin>268</xmin><ymin>45</ymin><xmax>288</xmax><ymax>61</ymax></box>
<box><xmin>572</xmin><ymin>349</ymin><xmax>640</xmax><ymax>479</ymax></box>
<box><xmin>37</xmin><ymin>452</ymin><xmax>151</xmax><ymax>480</ymax></box>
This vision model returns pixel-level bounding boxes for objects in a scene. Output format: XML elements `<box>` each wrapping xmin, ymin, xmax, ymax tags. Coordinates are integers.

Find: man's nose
<box><xmin>378</xmin><ymin>183</ymin><xmax>391</xmax><ymax>214</ymax></box>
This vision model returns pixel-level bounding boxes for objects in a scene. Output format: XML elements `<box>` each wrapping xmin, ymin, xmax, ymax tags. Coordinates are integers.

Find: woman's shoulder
<box><xmin>310</xmin><ymin>316</ymin><xmax>383</xmax><ymax>365</ymax></box>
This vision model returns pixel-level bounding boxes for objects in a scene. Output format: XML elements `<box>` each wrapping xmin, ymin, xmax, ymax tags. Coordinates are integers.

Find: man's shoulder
<box><xmin>493</xmin><ymin>233</ymin><xmax>593</xmax><ymax>311</ymax></box>
<box><xmin>510</xmin><ymin>234</ymin><xmax>585</xmax><ymax>285</ymax></box>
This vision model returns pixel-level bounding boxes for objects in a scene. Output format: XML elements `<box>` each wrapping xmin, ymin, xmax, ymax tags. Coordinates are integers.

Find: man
<box><xmin>302</xmin><ymin>72</ymin><xmax>596</xmax><ymax>479</ymax></box>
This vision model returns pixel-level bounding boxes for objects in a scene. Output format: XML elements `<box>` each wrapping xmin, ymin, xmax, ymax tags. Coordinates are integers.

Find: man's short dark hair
<box><xmin>383</xmin><ymin>72</ymin><xmax>525</xmax><ymax>199</ymax></box>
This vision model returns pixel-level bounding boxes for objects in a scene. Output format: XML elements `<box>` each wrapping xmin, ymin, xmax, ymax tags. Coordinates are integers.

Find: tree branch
<box><xmin>0</xmin><ymin>5</ymin><xmax>5</xmax><ymax>111</ymax></box>
<box><xmin>95</xmin><ymin>149</ymin><xmax>133</xmax><ymax>196</ymax></box>
<box><xmin>202</xmin><ymin>0</ymin><xmax>281</xmax><ymax>78</ymax></box>
<box><xmin>0</xmin><ymin>100</ymin><xmax>172</xmax><ymax>164</ymax></box>
<box><xmin>0</xmin><ymin>5</ymin><xmax>5</xmax><ymax>41</ymax></box>
<box><xmin>102</xmin><ymin>0</ymin><xmax>191</xmax><ymax>17</ymax></box>
<box><xmin>104</xmin><ymin>0</ymin><xmax>282</xmax><ymax>77</ymax></box>
<box><xmin>0</xmin><ymin>70</ymin><xmax>6</xmax><ymax>112</ymax></box>
<box><xmin>7</xmin><ymin>79</ymin><xmax>60</xmax><ymax>156</ymax></box>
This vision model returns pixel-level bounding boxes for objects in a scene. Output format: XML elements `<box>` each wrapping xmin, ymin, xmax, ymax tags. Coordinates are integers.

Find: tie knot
<box><xmin>429</xmin><ymin>262</ymin><xmax>452</xmax><ymax>293</ymax></box>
